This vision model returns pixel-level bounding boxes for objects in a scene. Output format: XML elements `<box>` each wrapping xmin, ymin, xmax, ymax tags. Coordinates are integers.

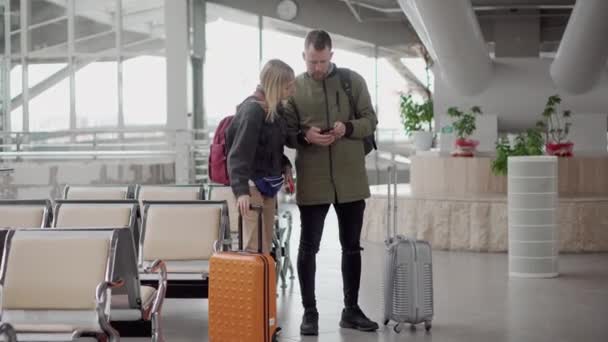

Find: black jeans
<box><xmin>297</xmin><ymin>200</ymin><xmax>365</xmax><ymax>310</ymax></box>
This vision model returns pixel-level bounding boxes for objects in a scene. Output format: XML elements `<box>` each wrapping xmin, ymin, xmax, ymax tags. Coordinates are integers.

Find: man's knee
<box><xmin>342</xmin><ymin>246</ymin><xmax>363</xmax><ymax>256</ymax></box>
<box><xmin>298</xmin><ymin>240</ymin><xmax>320</xmax><ymax>256</ymax></box>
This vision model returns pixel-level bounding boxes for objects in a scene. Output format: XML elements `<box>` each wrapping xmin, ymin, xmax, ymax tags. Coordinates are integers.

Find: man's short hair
<box><xmin>304</xmin><ymin>30</ymin><xmax>332</xmax><ymax>51</ymax></box>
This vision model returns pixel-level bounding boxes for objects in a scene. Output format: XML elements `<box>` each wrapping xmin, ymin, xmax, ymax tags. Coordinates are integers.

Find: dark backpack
<box><xmin>208</xmin><ymin>91</ymin><xmax>266</xmax><ymax>185</ymax></box>
<box><xmin>337</xmin><ymin>68</ymin><xmax>378</xmax><ymax>155</ymax></box>
<box><xmin>208</xmin><ymin>116</ymin><xmax>234</xmax><ymax>185</ymax></box>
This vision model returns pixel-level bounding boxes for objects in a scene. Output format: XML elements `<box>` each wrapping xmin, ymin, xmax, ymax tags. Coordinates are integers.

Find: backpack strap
<box><xmin>337</xmin><ymin>68</ymin><xmax>357</xmax><ymax>120</ymax></box>
<box><xmin>337</xmin><ymin>67</ymin><xmax>378</xmax><ymax>152</ymax></box>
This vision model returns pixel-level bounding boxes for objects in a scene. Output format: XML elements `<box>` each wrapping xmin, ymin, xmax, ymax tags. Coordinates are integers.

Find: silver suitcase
<box><xmin>383</xmin><ymin>165</ymin><xmax>434</xmax><ymax>333</ymax></box>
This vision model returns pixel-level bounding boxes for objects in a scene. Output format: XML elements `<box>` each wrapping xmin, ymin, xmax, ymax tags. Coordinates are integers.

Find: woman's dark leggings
<box><xmin>297</xmin><ymin>200</ymin><xmax>365</xmax><ymax>310</ymax></box>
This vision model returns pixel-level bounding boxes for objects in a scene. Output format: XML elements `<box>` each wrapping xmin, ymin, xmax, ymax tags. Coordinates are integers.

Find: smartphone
<box><xmin>320</xmin><ymin>127</ymin><xmax>334</xmax><ymax>134</ymax></box>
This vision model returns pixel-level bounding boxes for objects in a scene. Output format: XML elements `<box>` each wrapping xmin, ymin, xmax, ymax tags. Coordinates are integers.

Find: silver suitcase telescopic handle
<box><xmin>386</xmin><ymin>163</ymin><xmax>398</xmax><ymax>240</ymax></box>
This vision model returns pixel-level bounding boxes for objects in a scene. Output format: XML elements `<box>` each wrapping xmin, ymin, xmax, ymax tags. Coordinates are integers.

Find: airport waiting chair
<box><xmin>0</xmin><ymin>229</ymin><xmax>121</xmax><ymax>341</ymax></box>
<box><xmin>135</xmin><ymin>184</ymin><xmax>205</xmax><ymax>205</ymax></box>
<box><xmin>46</xmin><ymin>228</ymin><xmax>167</xmax><ymax>341</ymax></box>
<box><xmin>206</xmin><ymin>184</ymin><xmax>237</xmax><ymax>243</ymax></box>
<box><xmin>0</xmin><ymin>200</ymin><xmax>52</xmax><ymax>266</ymax></box>
<box><xmin>52</xmin><ymin>200</ymin><xmax>139</xmax><ymax>251</ymax></box>
<box><xmin>63</xmin><ymin>185</ymin><xmax>137</xmax><ymax>200</ymax></box>
<box><xmin>139</xmin><ymin>200</ymin><xmax>230</xmax><ymax>298</ymax></box>
<box><xmin>0</xmin><ymin>200</ymin><xmax>51</xmax><ymax>229</ymax></box>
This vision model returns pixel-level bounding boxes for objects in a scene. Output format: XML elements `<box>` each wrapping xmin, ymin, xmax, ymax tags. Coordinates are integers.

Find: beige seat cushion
<box><xmin>0</xmin><ymin>206</ymin><xmax>45</xmax><ymax>228</ymax></box>
<box><xmin>55</xmin><ymin>205</ymin><xmax>132</xmax><ymax>228</ymax></box>
<box><xmin>66</xmin><ymin>187</ymin><xmax>128</xmax><ymax>200</ymax></box>
<box><xmin>111</xmin><ymin>286</ymin><xmax>156</xmax><ymax>310</ymax></box>
<box><xmin>12</xmin><ymin>324</ymin><xmax>78</xmax><ymax>333</ymax></box>
<box><xmin>3</xmin><ymin>237</ymin><xmax>110</xmax><ymax>310</ymax></box>
<box><xmin>208</xmin><ymin>186</ymin><xmax>238</xmax><ymax>233</ymax></box>
<box><xmin>142</xmin><ymin>260</ymin><xmax>209</xmax><ymax>274</ymax></box>
<box><xmin>138</xmin><ymin>187</ymin><xmax>201</xmax><ymax>207</ymax></box>
<box><xmin>142</xmin><ymin>205</ymin><xmax>221</xmax><ymax>261</ymax></box>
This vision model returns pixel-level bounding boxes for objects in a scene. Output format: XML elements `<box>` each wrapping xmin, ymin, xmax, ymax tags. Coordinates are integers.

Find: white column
<box><xmin>508</xmin><ymin>156</ymin><xmax>558</xmax><ymax>278</ymax></box>
<box><xmin>165</xmin><ymin>0</ymin><xmax>191</xmax><ymax>184</ymax></box>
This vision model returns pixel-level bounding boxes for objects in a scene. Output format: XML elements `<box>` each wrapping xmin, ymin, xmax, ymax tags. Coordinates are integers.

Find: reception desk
<box><xmin>409</xmin><ymin>155</ymin><xmax>608</xmax><ymax>196</ymax></box>
<box><xmin>362</xmin><ymin>155</ymin><xmax>608</xmax><ymax>252</ymax></box>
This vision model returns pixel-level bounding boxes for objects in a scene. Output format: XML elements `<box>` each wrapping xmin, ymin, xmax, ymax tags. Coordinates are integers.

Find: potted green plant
<box><xmin>400</xmin><ymin>94</ymin><xmax>434</xmax><ymax>151</ymax></box>
<box><xmin>446</xmin><ymin>105</ymin><xmax>483</xmax><ymax>157</ymax></box>
<box><xmin>536</xmin><ymin>94</ymin><xmax>573</xmax><ymax>157</ymax></box>
<box><xmin>491</xmin><ymin>128</ymin><xmax>544</xmax><ymax>176</ymax></box>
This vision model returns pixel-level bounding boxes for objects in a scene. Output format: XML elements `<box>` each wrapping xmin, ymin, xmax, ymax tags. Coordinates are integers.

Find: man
<box><xmin>283</xmin><ymin>30</ymin><xmax>379</xmax><ymax>336</ymax></box>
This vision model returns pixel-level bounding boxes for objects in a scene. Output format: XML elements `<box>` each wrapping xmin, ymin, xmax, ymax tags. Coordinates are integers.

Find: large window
<box><xmin>123</xmin><ymin>56</ymin><xmax>166</xmax><ymax>126</ymax></box>
<box><xmin>75</xmin><ymin>61</ymin><xmax>118</xmax><ymax>128</ymax></box>
<box><xmin>261</xmin><ymin>18</ymin><xmax>306</xmax><ymax>76</ymax></box>
<box><xmin>377</xmin><ymin>58</ymin><xmax>406</xmax><ymax>133</ymax></box>
<box><xmin>1</xmin><ymin>0</ymin><xmax>167</xmax><ymax>132</ymax></box>
<box><xmin>204</xmin><ymin>3</ymin><xmax>259</xmax><ymax>128</ymax></box>
<box><xmin>2</xmin><ymin>0</ymin><xmax>430</xmax><ymax>137</ymax></box>
<box><xmin>331</xmin><ymin>44</ymin><xmax>376</xmax><ymax>111</ymax></box>
<box><xmin>28</xmin><ymin>62</ymin><xmax>70</xmax><ymax>131</ymax></box>
<box><xmin>9</xmin><ymin>61</ymin><xmax>23</xmax><ymax>131</ymax></box>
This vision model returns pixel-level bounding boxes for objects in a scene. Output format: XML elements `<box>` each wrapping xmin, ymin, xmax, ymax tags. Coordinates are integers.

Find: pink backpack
<box><xmin>208</xmin><ymin>116</ymin><xmax>234</xmax><ymax>185</ymax></box>
<box><xmin>208</xmin><ymin>91</ymin><xmax>265</xmax><ymax>186</ymax></box>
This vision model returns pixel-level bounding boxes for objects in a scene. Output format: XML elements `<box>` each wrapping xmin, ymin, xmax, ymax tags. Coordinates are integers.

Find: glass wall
<box><xmin>1</xmin><ymin>0</ymin><xmax>167</xmax><ymax>132</ymax></box>
<box><xmin>204</xmin><ymin>3</ymin><xmax>259</xmax><ymax>128</ymax></box>
<box><xmin>1</xmin><ymin>0</ymin><xmax>429</xmax><ymax>139</ymax></box>
<box><xmin>377</xmin><ymin>58</ymin><xmax>406</xmax><ymax>135</ymax></box>
<box><xmin>261</xmin><ymin>18</ymin><xmax>306</xmax><ymax>76</ymax></box>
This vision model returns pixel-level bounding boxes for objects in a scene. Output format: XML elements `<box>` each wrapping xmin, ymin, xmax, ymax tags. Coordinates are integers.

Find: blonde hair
<box><xmin>260</xmin><ymin>59</ymin><xmax>294</xmax><ymax>122</ymax></box>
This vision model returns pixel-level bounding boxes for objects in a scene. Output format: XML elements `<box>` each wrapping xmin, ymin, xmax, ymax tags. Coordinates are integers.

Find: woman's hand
<box><xmin>284</xmin><ymin>167</ymin><xmax>295</xmax><ymax>194</ymax></box>
<box><xmin>237</xmin><ymin>195</ymin><xmax>251</xmax><ymax>217</ymax></box>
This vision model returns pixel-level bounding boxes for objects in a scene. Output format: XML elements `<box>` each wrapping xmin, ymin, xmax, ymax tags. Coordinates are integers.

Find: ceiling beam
<box><xmin>471</xmin><ymin>0</ymin><xmax>574</xmax><ymax>8</ymax></box>
<box><xmin>386</xmin><ymin>57</ymin><xmax>429</xmax><ymax>96</ymax></box>
<box><xmin>208</xmin><ymin>0</ymin><xmax>418</xmax><ymax>49</ymax></box>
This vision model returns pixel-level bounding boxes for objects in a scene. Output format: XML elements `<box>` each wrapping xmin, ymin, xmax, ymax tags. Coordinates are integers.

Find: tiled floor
<box><xmin>124</xmin><ymin>205</ymin><xmax>608</xmax><ymax>342</ymax></box>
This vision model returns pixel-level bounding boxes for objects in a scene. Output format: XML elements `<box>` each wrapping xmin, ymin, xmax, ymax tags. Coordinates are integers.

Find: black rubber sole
<box><xmin>339</xmin><ymin>320</ymin><xmax>379</xmax><ymax>332</ymax></box>
<box><xmin>300</xmin><ymin>328</ymin><xmax>319</xmax><ymax>336</ymax></box>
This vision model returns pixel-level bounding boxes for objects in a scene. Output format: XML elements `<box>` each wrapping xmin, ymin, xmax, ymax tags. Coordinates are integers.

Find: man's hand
<box><xmin>237</xmin><ymin>195</ymin><xmax>251</xmax><ymax>217</ymax></box>
<box><xmin>305</xmin><ymin>127</ymin><xmax>335</xmax><ymax>146</ymax></box>
<box><xmin>332</xmin><ymin>121</ymin><xmax>346</xmax><ymax>139</ymax></box>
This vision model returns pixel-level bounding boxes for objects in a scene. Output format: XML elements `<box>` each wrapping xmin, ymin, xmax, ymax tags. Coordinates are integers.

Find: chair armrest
<box><xmin>95</xmin><ymin>280</ymin><xmax>123</xmax><ymax>342</ymax></box>
<box><xmin>0</xmin><ymin>323</ymin><xmax>17</xmax><ymax>342</ymax></box>
<box><xmin>143</xmin><ymin>259</ymin><xmax>167</xmax><ymax>319</ymax></box>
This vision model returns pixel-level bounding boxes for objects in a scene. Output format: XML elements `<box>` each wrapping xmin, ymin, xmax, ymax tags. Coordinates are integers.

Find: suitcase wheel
<box><xmin>424</xmin><ymin>321</ymin><xmax>432</xmax><ymax>332</ymax></box>
<box><xmin>383</xmin><ymin>319</ymin><xmax>389</xmax><ymax>326</ymax></box>
<box><xmin>393</xmin><ymin>324</ymin><xmax>403</xmax><ymax>334</ymax></box>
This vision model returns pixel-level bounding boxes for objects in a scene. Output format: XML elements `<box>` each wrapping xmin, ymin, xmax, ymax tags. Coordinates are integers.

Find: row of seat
<box><xmin>0</xmin><ymin>196</ymin><xmax>231</xmax><ymax>341</ymax></box>
<box><xmin>0</xmin><ymin>183</ymin><xmax>294</xmax><ymax>341</ymax></box>
<box><xmin>62</xmin><ymin>184</ymin><xmax>239</xmax><ymax>233</ymax></box>
<box><xmin>0</xmin><ymin>228</ymin><xmax>165</xmax><ymax>342</ymax></box>
<box><xmin>0</xmin><ymin>198</ymin><xmax>231</xmax><ymax>281</ymax></box>
<box><xmin>20</xmin><ymin>183</ymin><xmax>292</xmax><ymax>288</ymax></box>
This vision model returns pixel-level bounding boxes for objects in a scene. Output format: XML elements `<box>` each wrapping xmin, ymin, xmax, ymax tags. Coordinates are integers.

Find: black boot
<box><xmin>300</xmin><ymin>308</ymin><xmax>319</xmax><ymax>336</ymax></box>
<box><xmin>339</xmin><ymin>306</ymin><xmax>379</xmax><ymax>332</ymax></box>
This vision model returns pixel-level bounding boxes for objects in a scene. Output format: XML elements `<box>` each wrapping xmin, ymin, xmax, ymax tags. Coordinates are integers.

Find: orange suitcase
<box><xmin>209</xmin><ymin>205</ymin><xmax>279</xmax><ymax>342</ymax></box>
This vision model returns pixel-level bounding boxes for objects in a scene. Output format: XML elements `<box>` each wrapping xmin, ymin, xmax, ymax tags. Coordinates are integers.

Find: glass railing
<box><xmin>0</xmin><ymin>127</ymin><xmax>209</xmax><ymax>161</ymax></box>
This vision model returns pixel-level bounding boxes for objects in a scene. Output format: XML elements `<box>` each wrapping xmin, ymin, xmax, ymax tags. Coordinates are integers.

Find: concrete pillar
<box><xmin>165</xmin><ymin>0</ymin><xmax>192</xmax><ymax>184</ymax></box>
<box><xmin>508</xmin><ymin>156</ymin><xmax>558</xmax><ymax>278</ymax></box>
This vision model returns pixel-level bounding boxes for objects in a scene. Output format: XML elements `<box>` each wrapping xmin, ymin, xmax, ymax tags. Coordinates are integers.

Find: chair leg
<box><xmin>152</xmin><ymin>312</ymin><xmax>164</xmax><ymax>342</ymax></box>
<box><xmin>98</xmin><ymin>325</ymin><xmax>120</xmax><ymax>342</ymax></box>
<box><xmin>95</xmin><ymin>333</ymin><xmax>108</xmax><ymax>342</ymax></box>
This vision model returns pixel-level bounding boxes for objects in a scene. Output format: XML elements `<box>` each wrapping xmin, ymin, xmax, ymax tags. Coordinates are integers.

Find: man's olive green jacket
<box><xmin>282</xmin><ymin>65</ymin><xmax>377</xmax><ymax>205</ymax></box>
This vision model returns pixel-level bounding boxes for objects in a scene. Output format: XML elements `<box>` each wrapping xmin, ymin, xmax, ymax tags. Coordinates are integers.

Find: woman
<box><xmin>226</xmin><ymin>59</ymin><xmax>295</xmax><ymax>253</ymax></box>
